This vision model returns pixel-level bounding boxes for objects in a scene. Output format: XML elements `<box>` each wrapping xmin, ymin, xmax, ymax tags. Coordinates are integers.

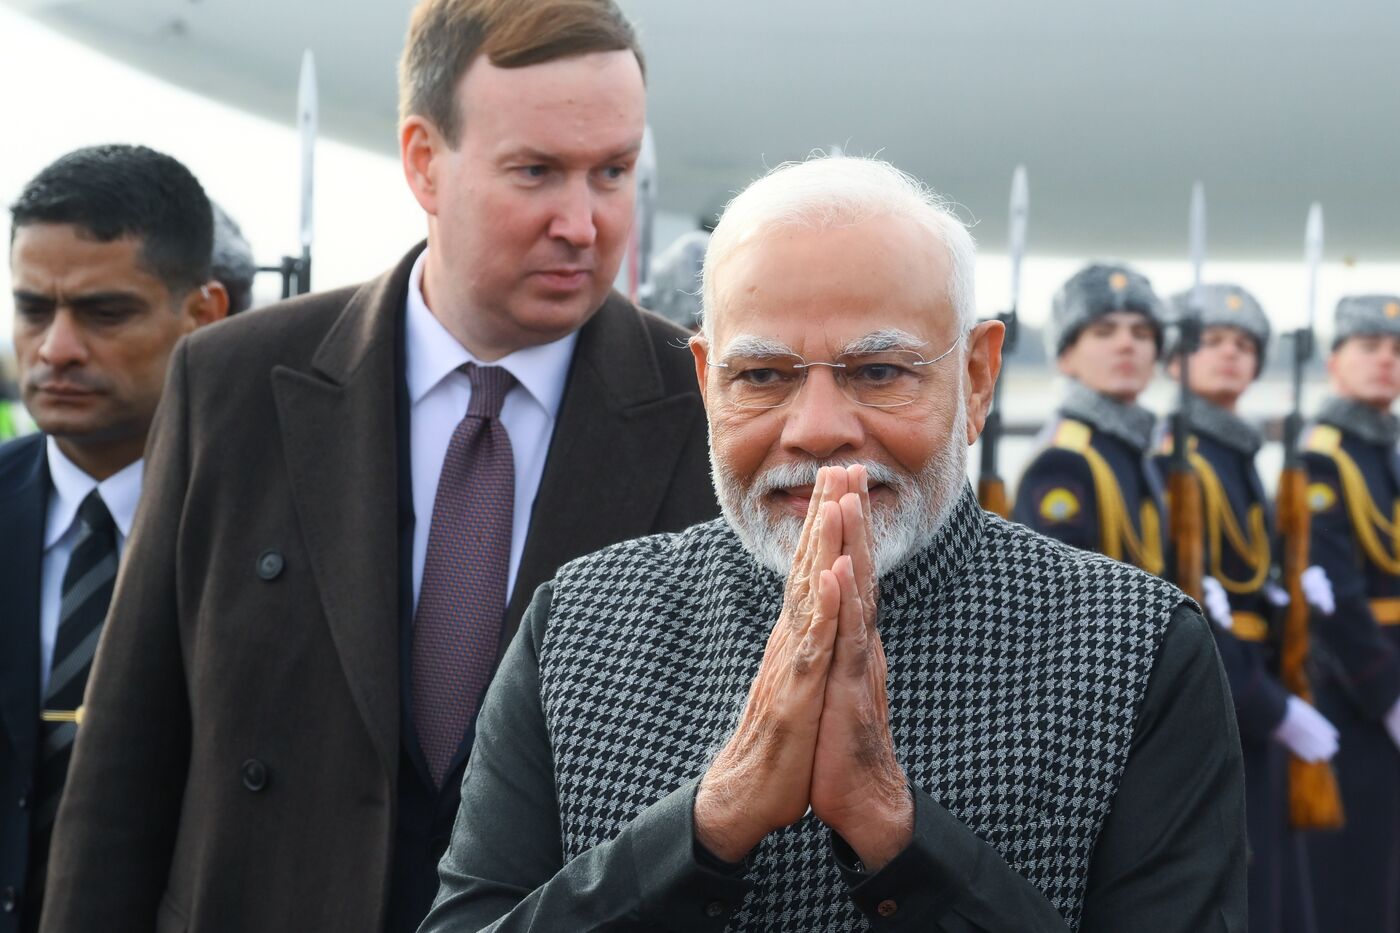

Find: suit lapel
<box><xmin>0</xmin><ymin>436</ymin><xmax>48</xmax><ymax>772</ymax></box>
<box><xmin>272</xmin><ymin>248</ymin><xmax>419</xmax><ymax>777</ymax></box>
<box><xmin>504</xmin><ymin>295</ymin><xmax>704</xmax><ymax>640</ymax></box>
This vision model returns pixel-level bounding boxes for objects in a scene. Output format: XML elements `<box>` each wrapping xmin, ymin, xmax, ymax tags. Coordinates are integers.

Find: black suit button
<box><xmin>256</xmin><ymin>549</ymin><xmax>285</xmax><ymax>581</ymax></box>
<box><xmin>241</xmin><ymin>758</ymin><xmax>269</xmax><ymax>792</ymax></box>
<box><xmin>2</xmin><ymin>886</ymin><xmax>16</xmax><ymax>912</ymax></box>
<box><xmin>16</xmin><ymin>794</ymin><xmax>26</xmax><ymax>810</ymax></box>
<box><xmin>703</xmin><ymin>900</ymin><xmax>726</xmax><ymax>918</ymax></box>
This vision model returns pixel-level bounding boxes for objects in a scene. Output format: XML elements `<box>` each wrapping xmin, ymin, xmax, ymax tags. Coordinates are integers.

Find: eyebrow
<box><xmin>839</xmin><ymin>328</ymin><xmax>928</xmax><ymax>355</ymax></box>
<box><xmin>13</xmin><ymin>289</ymin><xmax>147</xmax><ymax>310</ymax></box>
<box><xmin>500</xmin><ymin>142</ymin><xmax>643</xmax><ymax>166</ymax></box>
<box><xmin>718</xmin><ymin>328</ymin><xmax>933</xmax><ymax>362</ymax></box>
<box><xmin>718</xmin><ymin>334</ymin><xmax>796</xmax><ymax>360</ymax></box>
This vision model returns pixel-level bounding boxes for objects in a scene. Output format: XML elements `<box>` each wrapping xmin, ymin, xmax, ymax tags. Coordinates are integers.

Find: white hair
<box><xmin>699</xmin><ymin>155</ymin><xmax>978</xmax><ymax>342</ymax></box>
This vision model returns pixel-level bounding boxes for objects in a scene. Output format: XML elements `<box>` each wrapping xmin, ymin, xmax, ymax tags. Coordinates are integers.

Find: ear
<box><xmin>183</xmin><ymin>281</ymin><xmax>229</xmax><ymax>331</ymax></box>
<box><xmin>1055</xmin><ymin>347</ymin><xmax>1075</xmax><ymax>379</ymax></box>
<box><xmin>401</xmin><ymin>116</ymin><xmax>445</xmax><ymax>216</ymax></box>
<box><xmin>689</xmin><ymin>333</ymin><xmax>712</xmax><ymax>413</ymax></box>
<box><xmin>962</xmin><ymin>320</ymin><xmax>1004</xmax><ymax>444</ymax></box>
<box><xmin>1325</xmin><ymin>348</ymin><xmax>1341</xmax><ymax>385</ymax></box>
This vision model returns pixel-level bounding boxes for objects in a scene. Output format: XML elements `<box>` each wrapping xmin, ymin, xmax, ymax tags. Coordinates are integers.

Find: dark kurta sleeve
<box><xmin>418</xmin><ymin>583</ymin><xmax>751</xmax><ymax>933</ymax></box>
<box><xmin>1302</xmin><ymin>453</ymin><xmax>1400</xmax><ymax>718</ymax></box>
<box><xmin>824</xmin><ymin>607</ymin><xmax>1246</xmax><ymax>932</ymax></box>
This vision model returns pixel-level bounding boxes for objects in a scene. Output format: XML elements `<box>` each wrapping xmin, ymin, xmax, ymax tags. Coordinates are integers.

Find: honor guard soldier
<box><xmin>1302</xmin><ymin>294</ymin><xmax>1400</xmax><ymax>930</ymax></box>
<box><xmin>1013</xmin><ymin>262</ymin><xmax>1167</xmax><ymax>574</ymax></box>
<box><xmin>1156</xmin><ymin>284</ymin><xmax>1336</xmax><ymax>933</ymax></box>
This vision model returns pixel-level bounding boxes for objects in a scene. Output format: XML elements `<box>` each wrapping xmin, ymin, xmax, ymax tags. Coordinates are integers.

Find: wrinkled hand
<box><xmin>1302</xmin><ymin>565</ymin><xmax>1335</xmax><ymax>615</ymax></box>
<box><xmin>1201</xmin><ymin>577</ymin><xmax>1233</xmax><ymax>630</ymax></box>
<box><xmin>808</xmin><ymin>467</ymin><xmax>912</xmax><ymax>870</ymax></box>
<box><xmin>694</xmin><ymin>467</ymin><xmax>848</xmax><ymax>863</ymax></box>
<box><xmin>1273</xmin><ymin>695</ymin><xmax>1339</xmax><ymax>763</ymax></box>
<box><xmin>694</xmin><ymin>466</ymin><xmax>912</xmax><ymax>870</ymax></box>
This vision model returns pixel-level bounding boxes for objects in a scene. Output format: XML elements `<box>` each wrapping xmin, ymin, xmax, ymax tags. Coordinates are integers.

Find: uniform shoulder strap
<box><xmin>1304</xmin><ymin>424</ymin><xmax>1342</xmax><ymax>455</ymax></box>
<box><xmin>1052</xmin><ymin>419</ymin><xmax>1093</xmax><ymax>453</ymax></box>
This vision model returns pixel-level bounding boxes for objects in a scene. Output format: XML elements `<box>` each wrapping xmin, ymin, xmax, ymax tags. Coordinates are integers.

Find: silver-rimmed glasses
<box><xmin>706</xmin><ymin>336</ymin><xmax>962</xmax><ymax>410</ymax></box>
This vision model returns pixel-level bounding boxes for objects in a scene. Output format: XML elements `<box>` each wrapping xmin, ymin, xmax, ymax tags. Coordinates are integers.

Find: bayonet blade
<box><xmin>297</xmin><ymin>49</ymin><xmax>318</xmax><ymax>253</ymax></box>
<box><xmin>1305</xmin><ymin>203</ymin><xmax>1324</xmax><ymax>332</ymax></box>
<box><xmin>1008</xmin><ymin>165</ymin><xmax>1028</xmax><ymax>312</ymax></box>
<box><xmin>1189</xmin><ymin>181</ymin><xmax>1206</xmax><ymax>309</ymax></box>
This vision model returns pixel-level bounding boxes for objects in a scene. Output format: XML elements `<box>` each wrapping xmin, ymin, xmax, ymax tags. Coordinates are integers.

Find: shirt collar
<box><xmin>45</xmin><ymin>437</ymin><xmax>145</xmax><ymax>548</ymax></box>
<box><xmin>404</xmin><ymin>248</ymin><xmax>578</xmax><ymax>419</ymax></box>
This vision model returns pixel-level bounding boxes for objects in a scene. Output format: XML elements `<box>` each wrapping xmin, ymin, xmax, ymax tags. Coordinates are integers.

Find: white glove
<box><xmin>1201</xmin><ymin>576</ymin><xmax>1233</xmax><ymax>630</ymax></box>
<box><xmin>1302</xmin><ymin>565</ymin><xmax>1335</xmax><ymax>615</ymax></box>
<box><xmin>1385</xmin><ymin>698</ymin><xmax>1400</xmax><ymax>752</ymax></box>
<box><xmin>1273</xmin><ymin>695</ymin><xmax>1340</xmax><ymax>763</ymax></box>
<box><xmin>1263</xmin><ymin>580</ymin><xmax>1290</xmax><ymax>607</ymax></box>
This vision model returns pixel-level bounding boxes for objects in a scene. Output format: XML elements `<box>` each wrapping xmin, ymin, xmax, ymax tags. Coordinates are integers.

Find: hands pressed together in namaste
<box><xmin>695</xmin><ymin>464</ymin><xmax>914</xmax><ymax>871</ymax></box>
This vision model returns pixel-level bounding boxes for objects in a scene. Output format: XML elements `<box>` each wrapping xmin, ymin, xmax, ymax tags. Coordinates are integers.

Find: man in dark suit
<box><xmin>41</xmin><ymin>2</ymin><xmax>717</xmax><ymax>932</ymax></box>
<box><xmin>1</xmin><ymin>145</ymin><xmax>226</xmax><ymax>932</ymax></box>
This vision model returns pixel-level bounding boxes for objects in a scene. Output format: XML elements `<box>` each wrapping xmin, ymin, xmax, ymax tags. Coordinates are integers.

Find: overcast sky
<box><xmin>3</xmin><ymin>2</ymin><xmax>1398</xmax><ymax>362</ymax></box>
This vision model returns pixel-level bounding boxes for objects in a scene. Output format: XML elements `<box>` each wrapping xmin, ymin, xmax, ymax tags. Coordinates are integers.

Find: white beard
<box><xmin>710</xmin><ymin>401</ymin><xmax>969</xmax><ymax>579</ymax></box>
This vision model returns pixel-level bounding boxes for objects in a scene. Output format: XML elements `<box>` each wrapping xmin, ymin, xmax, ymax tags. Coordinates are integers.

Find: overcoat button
<box><xmin>241</xmin><ymin>758</ymin><xmax>269</xmax><ymax>792</ymax></box>
<box><xmin>703</xmin><ymin>900</ymin><xmax>725</xmax><ymax>918</ymax></box>
<box><xmin>256</xmin><ymin>549</ymin><xmax>285</xmax><ymax>581</ymax></box>
<box><xmin>877</xmin><ymin>898</ymin><xmax>898</xmax><ymax>917</ymax></box>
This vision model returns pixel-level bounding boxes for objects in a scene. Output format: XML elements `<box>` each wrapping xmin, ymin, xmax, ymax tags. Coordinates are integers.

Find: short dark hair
<box><xmin>398</xmin><ymin>0</ymin><xmax>643</xmax><ymax>146</ymax></box>
<box><xmin>9</xmin><ymin>144</ymin><xmax>214</xmax><ymax>294</ymax></box>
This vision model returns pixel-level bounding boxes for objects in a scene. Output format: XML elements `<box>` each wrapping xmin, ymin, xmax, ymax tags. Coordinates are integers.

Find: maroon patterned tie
<box><xmin>412</xmin><ymin>362</ymin><xmax>516</xmax><ymax>787</ymax></box>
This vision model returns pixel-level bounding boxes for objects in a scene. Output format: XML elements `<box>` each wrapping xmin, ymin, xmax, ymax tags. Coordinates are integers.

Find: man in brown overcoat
<box><xmin>40</xmin><ymin>2</ymin><xmax>717</xmax><ymax>931</ymax></box>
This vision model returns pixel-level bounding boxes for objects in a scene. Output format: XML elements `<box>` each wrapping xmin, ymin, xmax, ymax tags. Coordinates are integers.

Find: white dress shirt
<box><xmin>405</xmin><ymin>249</ymin><xmax>577</xmax><ymax>609</ymax></box>
<box><xmin>40</xmin><ymin>439</ymin><xmax>143</xmax><ymax>694</ymax></box>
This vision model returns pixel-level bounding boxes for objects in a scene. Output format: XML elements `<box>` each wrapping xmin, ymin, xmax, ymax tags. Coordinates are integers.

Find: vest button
<box><xmin>703</xmin><ymin>900</ymin><xmax>726</xmax><ymax>918</ymax></box>
<box><xmin>241</xmin><ymin>758</ymin><xmax>269</xmax><ymax>792</ymax></box>
<box><xmin>256</xmin><ymin>549</ymin><xmax>285</xmax><ymax>581</ymax></box>
<box><xmin>876</xmin><ymin>898</ymin><xmax>898</xmax><ymax>917</ymax></box>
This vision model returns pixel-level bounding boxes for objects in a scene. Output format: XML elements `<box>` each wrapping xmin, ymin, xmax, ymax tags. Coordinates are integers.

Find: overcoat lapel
<box><xmin>0</xmin><ymin>437</ymin><xmax>47</xmax><ymax>774</ymax></box>
<box><xmin>271</xmin><ymin>248</ymin><xmax>419</xmax><ymax>776</ymax></box>
<box><xmin>504</xmin><ymin>294</ymin><xmax>706</xmax><ymax>644</ymax></box>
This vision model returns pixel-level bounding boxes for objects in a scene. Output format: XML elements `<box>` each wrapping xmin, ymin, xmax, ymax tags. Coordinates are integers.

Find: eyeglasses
<box><xmin>706</xmin><ymin>338</ymin><xmax>962</xmax><ymax>410</ymax></box>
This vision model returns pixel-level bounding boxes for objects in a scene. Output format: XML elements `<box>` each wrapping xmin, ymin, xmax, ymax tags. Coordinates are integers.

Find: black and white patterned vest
<box><xmin>539</xmin><ymin>485</ymin><xmax>1187</xmax><ymax>930</ymax></box>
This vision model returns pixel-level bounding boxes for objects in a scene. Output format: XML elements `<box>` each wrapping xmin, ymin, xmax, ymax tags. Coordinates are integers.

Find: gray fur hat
<box><xmin>211</xmin><ymin>203</ymin><xmax>256</xmax><ymax>314</ymax></box>
<box><xmin>1048</xmin><ymin>262</ymin><xmax>1166</xmax><ymax>358</ymax></box>
<box><xmin>1166</xmin><ymin>283</ymin><xmax>1270</xmax><ymax>373</ymax></box>
<box><xmin>1333</xmin><ymin>294</ymin><xmax>1400</xmax><ymax>348</ymax></box>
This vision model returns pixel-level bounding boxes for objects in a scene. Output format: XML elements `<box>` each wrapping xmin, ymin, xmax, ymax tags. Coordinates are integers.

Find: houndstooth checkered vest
<box><xmin>538</xmin><ymin>485</ymin><xmax>1186</xmax><ymax>930</ymax></box>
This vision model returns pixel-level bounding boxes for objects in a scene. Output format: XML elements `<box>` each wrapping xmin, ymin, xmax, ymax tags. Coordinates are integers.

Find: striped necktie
<box><xmin>411</xmin><ymin>363</ymin><xmax>516</xmax><ymax>787</ymax></box>
<box><xmin>30</xmin><ymin>490</ymin><xmax>118</xmax><ymax>899</ymax></box>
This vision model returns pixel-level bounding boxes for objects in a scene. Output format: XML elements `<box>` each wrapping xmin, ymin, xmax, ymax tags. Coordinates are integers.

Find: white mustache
<box><xmin>749</xmin><ymin>460</ymin><xmax>909</xmax><ymax>499</ymax></box>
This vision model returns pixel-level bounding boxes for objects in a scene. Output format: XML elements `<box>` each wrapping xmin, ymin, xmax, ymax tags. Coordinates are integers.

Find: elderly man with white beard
<box><xmin>419</xmin><ymin>157</ymin><xmax>1246</xmax><ymax>933</ymax></box>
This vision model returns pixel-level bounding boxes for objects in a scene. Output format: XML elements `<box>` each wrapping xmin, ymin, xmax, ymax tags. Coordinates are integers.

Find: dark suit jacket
<box><xmin>40</xmin><ymin>244</ymin><xmax>718</xmax><ymax>933</ymax></box>
<box><xmin>0</xmin><ymin>434</ymin><xmax>47</xmax><ymax>932</ymax></box>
